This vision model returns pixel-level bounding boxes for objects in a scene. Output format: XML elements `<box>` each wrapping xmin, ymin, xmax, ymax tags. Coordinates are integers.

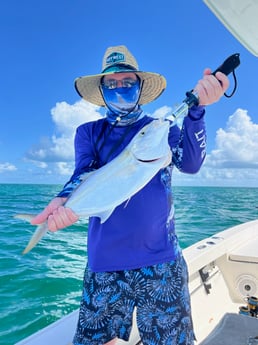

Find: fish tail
<box><xmin>14</xmin><ymin>214</ymin><xmax>36</xmax><ymax>222</ymax></box>
<box><xmin>22</xmin><ymin>222</ymin><xmax>49</xmax><ymax>255</ymax></box>
<box><xmin>14</xmin><ymin>214</ymin><xmax>49</xmax><ymax>255</ymax></box>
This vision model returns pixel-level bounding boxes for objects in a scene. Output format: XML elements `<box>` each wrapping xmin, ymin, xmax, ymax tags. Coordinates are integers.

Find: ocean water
<box><xmin>0</xmin><ymin>184</ymin><xmax>257</xmax><ymax>345</ymax></box>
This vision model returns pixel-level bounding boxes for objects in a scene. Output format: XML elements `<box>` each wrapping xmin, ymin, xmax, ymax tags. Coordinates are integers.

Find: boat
<box><xmin>16</xmin><ymin>219</ymin><xmax>258</xmax><ymax>345</ymax></box>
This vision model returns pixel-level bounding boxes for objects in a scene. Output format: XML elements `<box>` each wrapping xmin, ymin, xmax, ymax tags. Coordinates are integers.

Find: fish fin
<box><xmin>124</xmin><ymin>198</ymin><xmax>131</xmax><ymax>208</ymax></box>
<box><xmin>98</xmin><ymin>208</ymin><xmax>116</xmax><ymax>224</ymax></box>
<box><xmin>14</xmin><ymin>214</ymin><xmax>36</xmax><ymax>222</ymax></box>
<box><xmin>22</xmin><ymin>222</ymin><xmax>49</xmax><ymax>255</ymax></box>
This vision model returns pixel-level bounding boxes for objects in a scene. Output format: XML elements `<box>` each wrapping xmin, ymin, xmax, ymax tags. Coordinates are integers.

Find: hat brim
<box><xmin>74</xmin><ymin>71</ymin><xmax>166</xmax><ymax>106</ymax></box>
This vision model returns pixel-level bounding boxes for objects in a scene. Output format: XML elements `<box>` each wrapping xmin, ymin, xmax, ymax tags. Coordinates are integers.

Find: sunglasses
<box><xmin>101</xmin><ymin>77</ymin><xmax>139</xmax><ymax>90</ymax></box>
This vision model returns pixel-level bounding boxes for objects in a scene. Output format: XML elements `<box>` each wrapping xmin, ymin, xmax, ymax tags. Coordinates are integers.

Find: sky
<box><xmin>0</xmin><ymin>0</ymin><xmax>258</xmax><ymax>187</ymax></box>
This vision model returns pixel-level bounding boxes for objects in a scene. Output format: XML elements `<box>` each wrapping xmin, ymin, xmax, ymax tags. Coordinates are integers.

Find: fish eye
<box><xmin>140</xmin><ymin>131</ymin><xmax>145</xmax><ymax>136</ymax></box>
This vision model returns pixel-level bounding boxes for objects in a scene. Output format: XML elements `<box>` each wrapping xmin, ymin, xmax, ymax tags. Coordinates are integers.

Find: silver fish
<box><xmin>16</xmin><ymin>119</ymin><xmax>172</xmax><ymax>254</ymax></box>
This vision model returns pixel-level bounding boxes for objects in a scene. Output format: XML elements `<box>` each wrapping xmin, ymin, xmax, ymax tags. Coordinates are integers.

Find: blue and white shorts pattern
<box><xmin>73</xmin><ymin>254</ymin><xmax>195</xmax><ymax>345</ymax></box>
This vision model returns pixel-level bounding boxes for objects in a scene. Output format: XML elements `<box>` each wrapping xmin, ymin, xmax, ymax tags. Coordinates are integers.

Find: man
<box><xmin>32</xmin><ymin>45</ymin><xmax>229</xmax><ymax>345</ymax></box>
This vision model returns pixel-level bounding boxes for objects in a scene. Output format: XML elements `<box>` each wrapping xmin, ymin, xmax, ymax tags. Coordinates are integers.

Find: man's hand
<box><xmin>30</xmin><ymin>197</ymin><xmax>79</xmax><ymax>232</ymax></box>
<box><xmin>194</xmin><ymin>68</ymin><xmax>230</xmax><ymax>106</ymax></box>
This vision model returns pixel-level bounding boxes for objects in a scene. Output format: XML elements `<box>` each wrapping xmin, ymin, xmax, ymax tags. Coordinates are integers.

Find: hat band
<box><xmin>101</xmin><ymin>64</ymin><xmax>137</xmax><ymax>74</ymax></box>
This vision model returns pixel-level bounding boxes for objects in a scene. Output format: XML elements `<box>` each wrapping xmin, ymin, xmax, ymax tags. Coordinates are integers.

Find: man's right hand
<box><xmin>30</xmin><ymin>197</ymin><xmax>79</xmax><ymax>232</ymax></box>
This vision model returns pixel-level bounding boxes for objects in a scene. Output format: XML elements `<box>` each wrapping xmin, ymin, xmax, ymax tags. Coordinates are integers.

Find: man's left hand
<box><xmin>194</xmin><ymin>68</ymin><xmax>230</xmax><ymax>106</ymax></box>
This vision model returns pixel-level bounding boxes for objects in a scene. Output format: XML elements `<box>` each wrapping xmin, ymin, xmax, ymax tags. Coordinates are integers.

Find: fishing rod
<box><xmin>169</xmin><ymin>53</ymin><xmax>241</xmax><ymax>124</ymax></box>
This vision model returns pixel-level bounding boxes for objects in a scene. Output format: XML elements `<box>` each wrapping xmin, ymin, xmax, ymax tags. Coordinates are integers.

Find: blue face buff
<box><xmin>101</xmin><ymin>76</ymin><xmax>143</xmax><ymax>126</ymax></box>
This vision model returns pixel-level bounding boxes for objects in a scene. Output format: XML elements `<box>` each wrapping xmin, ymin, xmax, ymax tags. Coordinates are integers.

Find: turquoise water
<box><xmin>0</xmin><ymin>184</ymin><xmax>257</xmax><ymax>344</ymax></box>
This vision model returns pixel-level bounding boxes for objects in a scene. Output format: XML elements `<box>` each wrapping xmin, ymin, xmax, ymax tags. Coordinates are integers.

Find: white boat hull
<box><xmin>185</xmin><ymin>219</ymin><xmax>258</xmax><ymax>343</ymax></box>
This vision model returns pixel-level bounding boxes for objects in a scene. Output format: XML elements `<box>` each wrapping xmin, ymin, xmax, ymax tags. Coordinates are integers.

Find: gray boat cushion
<box><xmin>199</xmin><ymin>313</ymin><xmax>258</xmax><ymax>345</ymax></box>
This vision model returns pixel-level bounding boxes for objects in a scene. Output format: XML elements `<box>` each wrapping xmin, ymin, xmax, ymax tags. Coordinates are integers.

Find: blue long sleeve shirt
<box><xmin>58</xmin><ymin>106</ymin><xmax>206</xmax><ymax>272</ymax></box>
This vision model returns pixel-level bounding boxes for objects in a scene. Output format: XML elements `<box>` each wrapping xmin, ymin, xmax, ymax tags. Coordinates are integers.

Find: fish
<box><xmin>16</xmin><ymin>119</ymin><xmax>172</xmax><ymax>254</ymax></box>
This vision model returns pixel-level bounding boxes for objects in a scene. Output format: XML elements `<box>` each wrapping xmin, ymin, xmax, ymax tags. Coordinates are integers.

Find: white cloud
<box><xmin>51</xmin><ymin>99</ymin><xmax>102</xmax><ymax>135</ymax></box>
<box><xmin>26</xmin><ymin>99</ymin><xmax>103</xmax><ymax>163</ymax></box>
<box><xmin>55</xmin><ymin>162</ymin><xmax>74</xmax><ymax>176</ymax></box>
<box><xmin>151</xmin><ymin>105</ymin><xmax>172</xmax><ymax>119</ymax></box>
<box><xmin>206</xmin><ymin>108</ymin><xmax>258</xmax><ymax>168</ymax></box>
<box><xmin>24</xmin><ymin>104</ymin><xmax>258</xmax><ymax>186</ymax></box>
<box><xmin>0</xmin><ymin>162</ymin><xmax>17</xmax><ymax>173</ymax></box>
<box><xmin>173</xmin><ymin>108</ymin><xmax>258</xmax><ymax>187</ymax></box>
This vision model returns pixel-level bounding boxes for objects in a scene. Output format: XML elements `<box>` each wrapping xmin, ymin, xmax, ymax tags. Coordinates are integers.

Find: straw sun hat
<box><xmin>74</xmin><ymin>45</ymin><xmax>167</xmax><ymax>106</ymax></box>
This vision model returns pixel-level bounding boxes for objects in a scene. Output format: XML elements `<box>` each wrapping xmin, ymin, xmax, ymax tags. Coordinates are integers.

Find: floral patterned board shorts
<box><xmin>73</xmin><ymin>253</ymin><xmax>195</xmax><ymax>345</ymax></box>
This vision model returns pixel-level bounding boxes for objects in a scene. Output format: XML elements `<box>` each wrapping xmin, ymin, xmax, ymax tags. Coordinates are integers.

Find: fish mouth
<box><xmin>137</xmin><ymin>158</ymin><xmax>160</xmax><ymax>163</ymax></box>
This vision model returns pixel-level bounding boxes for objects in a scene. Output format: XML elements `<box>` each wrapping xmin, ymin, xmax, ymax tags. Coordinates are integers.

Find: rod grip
<box><xmin>212</xmin><ymin>53</ymin><xmax>240</xmax><ymax>76</ymax></box>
